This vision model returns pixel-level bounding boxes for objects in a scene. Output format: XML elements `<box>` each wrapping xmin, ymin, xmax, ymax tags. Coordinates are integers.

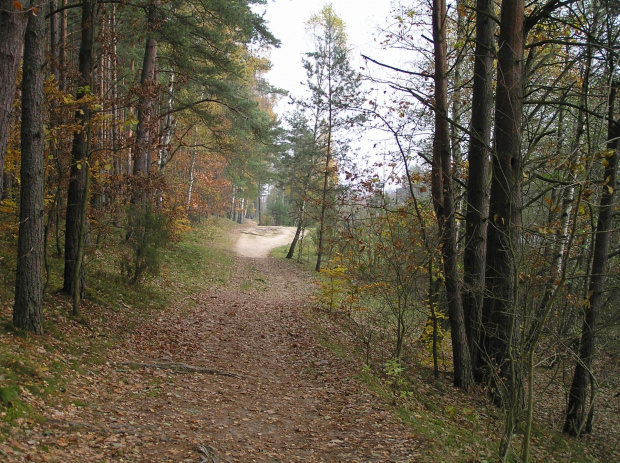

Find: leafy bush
<box><xmin>121</xmin><ymin>204</ymin><xmax>170</xmax><ymax>284</ymax></box>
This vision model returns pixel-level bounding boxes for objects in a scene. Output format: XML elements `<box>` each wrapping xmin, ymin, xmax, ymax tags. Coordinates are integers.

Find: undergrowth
<box><xmin>0</xmin><ymin>218</ymin><xmax>234</xmax><ymax>441</ymax></box>
<box><xmin>305</xmin><ymin>279</ymin><xmax>606</xmax><ymax>463</ymax></box>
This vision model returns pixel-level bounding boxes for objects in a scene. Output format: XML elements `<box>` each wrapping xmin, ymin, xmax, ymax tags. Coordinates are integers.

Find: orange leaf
<box><xmin>13</xmin><ymin>1</ymin><xmax>22</xmax><ymax>11</ymax></box>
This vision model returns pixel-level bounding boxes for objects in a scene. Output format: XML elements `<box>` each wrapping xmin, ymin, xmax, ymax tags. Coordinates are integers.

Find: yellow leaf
<box><xmin>607</xmin><ymin>185</ymin><xmax>614</xmax><ymax>194</ymax></box>
<box><xmin>602</xmin><ymin>149</ymin><xmax>615</xmax><ymax>158</ymax></box>
<box><xmin>602</xmin><ymin>159</ymin><xmax>609</xmax><ymax>167</ymax></box>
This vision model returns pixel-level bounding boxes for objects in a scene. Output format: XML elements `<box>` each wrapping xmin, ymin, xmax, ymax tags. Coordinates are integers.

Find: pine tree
<box><xmin>0</xmin><ymin>0</ymin><xmax>30</xmax><ymax>198</ymax></box>
<box><xmin>301</xmin><ymin>5</ymin><xmax>361</xmax><ymax>271</ymax></box>
<box><xmin>13</xmin><ymin>1</ymin><xmax>44</xmax><ymax>333</ymax></box>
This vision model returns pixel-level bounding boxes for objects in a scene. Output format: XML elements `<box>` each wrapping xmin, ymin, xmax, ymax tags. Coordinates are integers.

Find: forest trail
<box><xmin>233</xmin><ymin>220</ymin><xmax>297</xmax><ymax>259</ymax></box>
<box><xmin>24</xmin><ymin>225</ymin><xmax>424</xmax><ymax>462</ymax></box>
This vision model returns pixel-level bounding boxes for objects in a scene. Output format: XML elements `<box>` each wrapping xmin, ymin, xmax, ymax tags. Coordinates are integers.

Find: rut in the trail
<box><xmin>34</xmin><ymin>227</ymin><xmax>425</xmax><ymax>462</ymax></box>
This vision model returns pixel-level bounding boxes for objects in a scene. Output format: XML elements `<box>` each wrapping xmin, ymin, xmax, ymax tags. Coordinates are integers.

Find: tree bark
<box><xmin>49</xmin><ymin>0</ymin><xmax>60</xmax><ymax>82</ymax></box>
<box><xmin>186</xmin><ymin>149</ymin><xmax>196</xmax><ymax>214</ymax></box>
<box><xmin>132</xmin><ymin>0</ymin><xmax>160</xmax><ymax>203</ymax></box>
<box><xmin>315</xmin><ymin>135</ymin><xmax>331</xmax><ymax>272</ymax></box>
<box><xmin>286</xmin><ymin>201</ymin><xmax>304</xmax><ymax>259</ymax></box>
<box><xmin>479</xmin><ymin>0</ymin><xmax>525</xmax><ymax>394</ymax></box>
<box><xmin>63</xmin><ymin>0</ymin><xmax>96</xmax><ymax>301</ymax></box>
<box><xmin>432</xmin><ymin>0</ymin><xmax>472</xmax><ymax>390</ymax></box>
<box><xmin>0</xmin><ymin>0</ymin><xmax>29</xmax><ymax>199</ymax></box>
<box><xmin>257</xmin><ymin>188</ymin><xmax>262</xmax><ymax>225</ymax></box>
<box><xmin>564</xmin><ymin>82</ymin><xmax>618</xmax><ymax>437</ymax></box>
<box><xmin>463</xmin><ymin>0</ymin><xmax>494</xmax><ymax>383</ymax></box>
<box><xmin>316</xmin><ymin>69</ymin><xmax>334</xmax><ymax>272</ymax></box>
<box><xmin>13</xmin><ymin>2</ymin><xmax>44</xmax><ymax>334</ymax></box>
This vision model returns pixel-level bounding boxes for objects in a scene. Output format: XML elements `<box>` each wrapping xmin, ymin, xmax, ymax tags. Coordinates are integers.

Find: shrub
<box><xmin>121</xmin><ymin>204</ymin><xmax>170</xmax><ymax>284</ymax></box>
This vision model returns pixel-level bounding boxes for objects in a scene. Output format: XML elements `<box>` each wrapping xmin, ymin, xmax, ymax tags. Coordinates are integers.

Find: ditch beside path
<box><xmin>20</xmin><ymin>224</ymin><xmax>425</xmax><ymax>462</ymax></box>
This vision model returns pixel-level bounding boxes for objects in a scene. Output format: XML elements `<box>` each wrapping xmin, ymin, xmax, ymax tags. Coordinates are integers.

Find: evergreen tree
<box><xmin>301</xmin><ymin>4</ymin><xmax>361</xmax><ymax>271</ymax></box>
<box><xmin>279</xmin><ymin>110</ymin><xmax>321</xmax><ymax>259</ymax></box>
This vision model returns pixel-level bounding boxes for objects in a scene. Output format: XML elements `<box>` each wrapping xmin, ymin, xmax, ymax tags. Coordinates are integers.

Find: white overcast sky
<box><xmin>258</xmin><ymin>0</ymin><xmax>397</xmax><ymax>112</ymax></box>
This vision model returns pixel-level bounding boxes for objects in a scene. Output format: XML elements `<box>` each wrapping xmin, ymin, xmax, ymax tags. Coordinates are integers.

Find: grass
<box><xmin>348</xmin><ymin>352</ymin><xmax>599</xmax><ymax>463</ymax></box>
<box><xmin>0</xmin><ymin>216</ymin><xmax>611</xmax><ymax>462</ymax></box>
<box><xmin>269</xmin><ymin>243</ymin><xmax>316</xmax><ymax>269</ymax></box>
<box><xmin>269</xmin><ymin>227</ymin><xmax>318</xmax><ymax>272</ymax></box>
<box><xmin>272</xmin><ymin>252</ymin><xmax>609</xmax><ymax>463</ymax></box>
<box><xmin>0</xmin><ymin>217</ymin><xmax>235</xmax><ymax>439</ymax></box>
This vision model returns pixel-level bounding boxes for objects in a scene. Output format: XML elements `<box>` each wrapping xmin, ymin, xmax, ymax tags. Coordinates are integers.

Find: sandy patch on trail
<box><xmin>234</xmin><ymin>222</ymin><xmax>296</xmax><ymax>258</ymax></box>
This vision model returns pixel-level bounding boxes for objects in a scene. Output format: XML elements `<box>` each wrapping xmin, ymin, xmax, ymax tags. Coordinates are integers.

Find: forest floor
<box><xmin>0</xmin><ymin>222</ymin><xmax>425</xmax><ymax>462</ymax></box>
<box><xmin>1</xmin><ymin>220</ymin><xmax>618</xmax><ymax>462</ymax></box>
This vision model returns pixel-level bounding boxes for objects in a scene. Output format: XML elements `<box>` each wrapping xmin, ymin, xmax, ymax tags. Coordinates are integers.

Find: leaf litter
<box><xmin>1</xmin><ymin>228</ymin><xmax>426</xmax><ymax>462</ymax></box>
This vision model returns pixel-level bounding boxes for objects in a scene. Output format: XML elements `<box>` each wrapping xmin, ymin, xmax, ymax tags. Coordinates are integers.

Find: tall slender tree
<box><xmin>301</xmin><ymin>5</ymin><xmax>360</xmax><ymax>272</ymax></box>
<box><xmin>13</xmin><ymin>1</ymin><xmax>44</xmax><ymax>333</ymax></box>
<box><xmin>63</xmin><ymin>0</ymin><xmax>97</xmax><ymax>311</ymax></box>
<box><xmin>132</xmin><ymin>0</ymin><xmax>160</xmax><ymax>200</ymax></box>
<box><xmin>463</xmin><ymin>0</ymin><xmax>494</xmax><ymax>382</ymax></box>
<box><xmin>564</xmin><ymin>78</ymin><xmax>619</xmax><ymax>437</ymax></box>
<box><xmin>431</xmin><ymin>0</ymin><xmax>472</xmax><ymax>390</ymax></box>
<box><xmin>479</xmin><ymin>0</ymin><xmax>525</xmax><ymax>387</ymax></box>
<box><xmin>0</xmin><ymin>0</ymin><xmax>30</xmax><ymax>199</ymax></box>
<box><xmin>480</xmin><ymin>0</ymin><xmax>525</xmax><ymax>456</ymax></box>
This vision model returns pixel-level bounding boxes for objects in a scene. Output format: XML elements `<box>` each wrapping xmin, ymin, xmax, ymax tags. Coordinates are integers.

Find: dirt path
<box><xmin>23</xmin><ymin>227</ymin><xmax>424</xmax><ymax>462</ymax></box>
<box><xmin>234</xmin><ymin>221</ymin><xmax>297</xmax><ymax>258</ymax></box>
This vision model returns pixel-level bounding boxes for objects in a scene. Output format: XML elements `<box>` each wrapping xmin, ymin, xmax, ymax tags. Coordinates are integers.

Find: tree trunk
<box><xmin>479</xmin><ymin>0</ymin><xmax>524</xmax><ymax>393</ymax></box>
<box><xmin>257</xmin><ymin>188</ymin><xmax>263</xmax><ymax>225</ymax></box>
<box><xmin>315</xmin><ymin>124</ymin><xmax>332</xmax><ymax>272</ymax></box>
<box><xmin>0</xmin><ymin>0</ymin><xmax>29</xmax><ymax>198</ymax></box>
<box><xmin>286</xmin><ymin>201</ymin><xmax>304</xmax><ymax>259</ymax></box>
<box><xmin>186</xmin><ymin>149</ymin><xmax>196</xmax><ymax>214</ymax></box>
<box><xmin>158</xmin><ymin>71</ymin><xmax>175</xmax><ymax>173</ymax></box>
<box><xmin>450</xmin><ymin>0</ymin><xmax>466</xmax><ymax>245</ymax></box>
<box><xmin>432</xmin><ymin>0</ymin><xmax>472</xmax><ymax>390</ymax></box>
<box><xmin>63</xmin><ymin>0</ymin><xmax>96</xmax><ymax>301</ymax></box>
<box><xmin>480</xmin><ymin>0</ymin><xmax>525</xmax><ymax>457</ymax></box>
<box><xmin>564</xmin><ymin>82</ymin><xmax>618</xmax><ymax>437</ymax></box>
<box><xmin>49</xmin><ymin>0</ymin><xmax>60</xmax><ymax>82</ymax></box>
<box><xmin>59</xmin><ymin>0</ymin><xmax>67</xmax><ymax>91</ymax></box>
<box><xmin>463</xmin><ymin>0</ymin><xmax>494</xmax><ymax>383</ymax></box>
<box><xmin>132</xmin><ymin>0</ymin><xmax>160</xmax><ymax>202</ymax></box>
<box><xmin>13</xmin><ymin>2</ymin><xmax>44</xmax><ymax>334</ymax></box>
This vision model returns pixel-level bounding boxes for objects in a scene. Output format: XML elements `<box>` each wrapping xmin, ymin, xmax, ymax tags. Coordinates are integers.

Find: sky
<box><xmin>257</xmin><ymin>0</ymin><xmax>397</xmax><ymax>114</ymax></box>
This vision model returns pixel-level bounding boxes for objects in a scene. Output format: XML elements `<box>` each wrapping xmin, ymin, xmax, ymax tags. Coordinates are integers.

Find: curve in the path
<box><xmin>234</xmin><ymin>223</ymin><xmax>296</xmax><ymax>258</ymax></box>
